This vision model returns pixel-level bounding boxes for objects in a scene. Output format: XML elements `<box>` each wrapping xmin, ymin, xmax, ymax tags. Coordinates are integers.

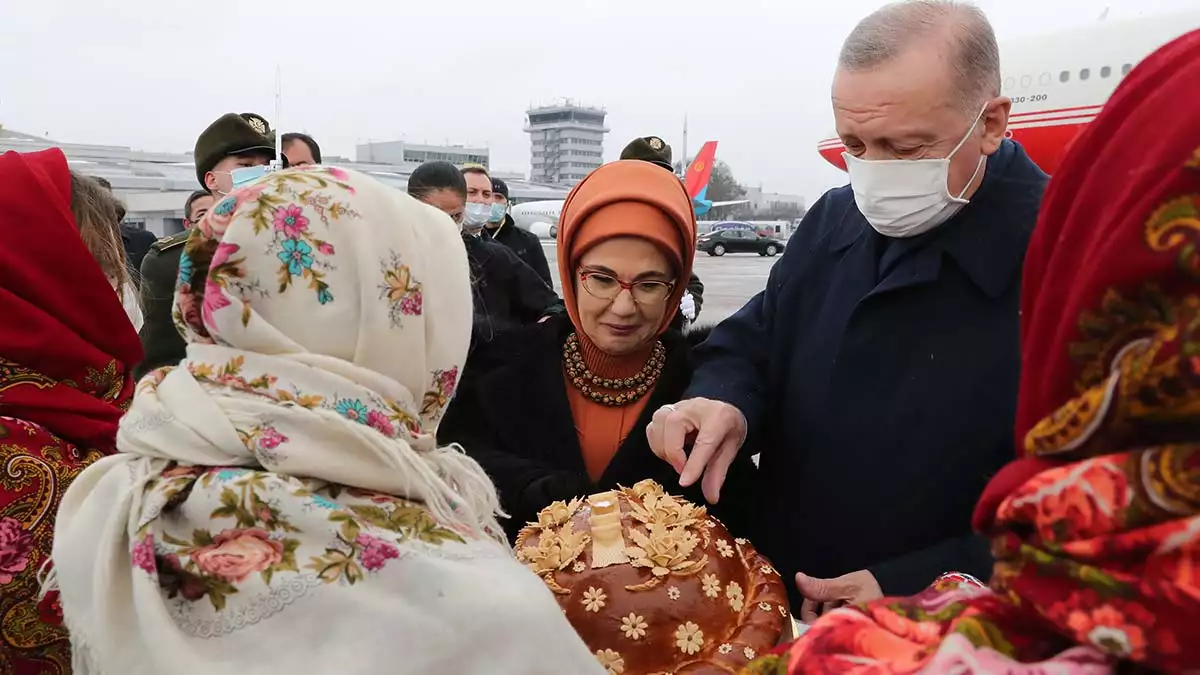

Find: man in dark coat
<box><xmin>485</xmin><ymin>178</ymin><xmax>554</xmax><ymax>288</ymax></box>
<box><xmin>647</xmin><ymin>1</ymin><xmax>1049</xmax><ymax>617</ymax></box>
<box><xmin>121</xmin><ymin>224</ymin><xmax>157</xmax><ymax>281</ymax></box>
<box><xmin>136</xmin><ymin>113</ymin><xmax>274</xmax><ymax>378</ymax></box>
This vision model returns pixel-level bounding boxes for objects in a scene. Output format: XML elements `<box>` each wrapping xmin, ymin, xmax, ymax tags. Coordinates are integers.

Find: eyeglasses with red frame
<box><xmin>578</xmin><ymin>270</ymin><xmax>675</xmax><ymax>305</ymax></box>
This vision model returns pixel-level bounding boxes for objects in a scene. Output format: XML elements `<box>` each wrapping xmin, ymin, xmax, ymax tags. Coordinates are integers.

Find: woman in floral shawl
<box><xmin>0</xmin><ymin>149</ymin><xmax>143</xmax><ymax>675</ymax></box>
<box><xmin>51</xmin><ymin>166</ymin><xmax>605</xmax><ymax>675</ymax></box>
<box><xmin>744</xmin><ymin>29</ymin><xmax>1200</xmax><ymax>675</ymax></box>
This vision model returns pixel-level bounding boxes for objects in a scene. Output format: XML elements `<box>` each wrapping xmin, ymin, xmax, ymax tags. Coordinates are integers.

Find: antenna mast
<box><xmin>273</xmin><ymin>65</ymin><xmax>283</xmax><ymax>170</ymax></box>
<box><xmin>681</xmin><ymin>114</ymin><xmax>688</xmax><ymax>177</ymax></box>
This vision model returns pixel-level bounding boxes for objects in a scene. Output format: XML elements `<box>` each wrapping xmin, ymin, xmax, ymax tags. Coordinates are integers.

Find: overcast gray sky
<box><xmin>1</xmin><ymin>0</ymin><xmax>1196</xmax><ymax>202</ymax></box>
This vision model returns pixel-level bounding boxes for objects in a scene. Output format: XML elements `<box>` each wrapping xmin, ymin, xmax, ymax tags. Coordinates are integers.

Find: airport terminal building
<box><xmin>355</xmin><ymin>140</ymin><xmax>490</xmax><ymax>169</ymax></box>
<box><xmin>0</xmin><ymin>127</ymin><xmax>569</xmax><ymax>238</ymax></box>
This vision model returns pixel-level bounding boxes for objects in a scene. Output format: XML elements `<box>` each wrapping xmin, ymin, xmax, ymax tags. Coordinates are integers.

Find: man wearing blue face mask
<box><xmin>453</xmin><ymin>164</ymin><xmax>562</xmax><ymax>342</ymax></box>
<box><xmin>484</xmin><ymin>178</ymin><xmax>554</xmax><ymax>287</ymax></box>
<box><xmin>136</xmin><ymin>112</ymin><xmax>275</xmax><ymax>377</ymax></box>
<box><xmin>647</xmin><ymin>0</ymin><xmax>1048</xmax><ymax>619</ymax></box>
<box><xmin>195</xmin><ymin>113</ymin><xmax>276</xmax><ymax>198</ymax></box>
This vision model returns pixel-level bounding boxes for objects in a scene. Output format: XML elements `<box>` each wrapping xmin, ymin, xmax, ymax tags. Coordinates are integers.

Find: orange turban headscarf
<box><xmin>556</xmin><ymin>160</ymin><xmax>697</xmax><ymax>336</ymax></box>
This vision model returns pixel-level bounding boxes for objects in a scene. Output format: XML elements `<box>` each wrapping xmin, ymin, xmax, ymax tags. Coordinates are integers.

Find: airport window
<box><xmin>1101</xmin><ymin>65</ymin><xmax>1112</xmax><ymax>78</ymax></box>
<box><xmin>1059</xmin><ymin>70</ymin><xmax>1070</xmax><ymax>83</ymax></box>
<box><xmin>1122</xmin><ymin>63</ymin><xmax>1133</xmax><ymax>75</ymax></box>
<box><xmin>1080</xmin><ymin>68</ymin><xmax>1091</xmax><ymax>81</ymax></box>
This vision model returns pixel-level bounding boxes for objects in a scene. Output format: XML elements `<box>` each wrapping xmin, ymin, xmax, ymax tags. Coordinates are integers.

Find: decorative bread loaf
<box><xmin>515</xmin><ymin>480</ymin><xmax>788</xmax><ymax>674</ymax></box>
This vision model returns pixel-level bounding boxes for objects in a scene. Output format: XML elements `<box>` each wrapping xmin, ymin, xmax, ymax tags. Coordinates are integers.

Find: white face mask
<box><xmin>843</xmin><ymin>104</ymin><xmax>988</xmax><ymax>238</ymax></box>
<box><xmin>462</xmin><ymin>202</ymin><xmax>491</xmax><ymax>233</ymax></box>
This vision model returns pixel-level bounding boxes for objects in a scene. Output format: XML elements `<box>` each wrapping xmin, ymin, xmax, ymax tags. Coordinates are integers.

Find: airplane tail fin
<box><xmin>684</xmin><ymin>141</ymin><xmax>719</xmax><ymax>201</ymax></box>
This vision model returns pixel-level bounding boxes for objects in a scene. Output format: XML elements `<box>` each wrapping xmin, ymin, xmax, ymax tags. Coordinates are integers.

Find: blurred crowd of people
<box><xmin>0</xmin><ymin>1</ymin><xmax>1197</xmax><ymax>673</ymax></box>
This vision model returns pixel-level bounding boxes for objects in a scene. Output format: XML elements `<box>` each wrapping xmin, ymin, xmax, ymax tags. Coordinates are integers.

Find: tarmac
<box><xmin>541</xmin><ymin>241</ymin><xmax>778</xmax><ymax>326</ymax></box>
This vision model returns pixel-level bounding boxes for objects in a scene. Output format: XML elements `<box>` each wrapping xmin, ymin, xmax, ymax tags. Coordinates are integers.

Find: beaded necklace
<box><xmin>563</xmin><ymin>332</ymin><xmax>665</xmax><ymax>407</ymax></box>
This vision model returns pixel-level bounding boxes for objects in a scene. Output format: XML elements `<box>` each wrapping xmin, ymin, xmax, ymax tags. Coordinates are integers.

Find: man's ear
<box><xmin>981</xmin><ymin>96</ymin><xmax>1012</xmax><ymax>155</ymax></box>
<box><xmin>204</xmin><ymin>172</ymin><xmax>219</xmax><ymax>193</ymax></box>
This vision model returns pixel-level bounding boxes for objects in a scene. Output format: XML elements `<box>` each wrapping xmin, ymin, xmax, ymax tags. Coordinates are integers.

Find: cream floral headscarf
<box><xmin>51</xmin><ymin>166</ymin><xmax>604</xmax><ymax>675</ymax></box>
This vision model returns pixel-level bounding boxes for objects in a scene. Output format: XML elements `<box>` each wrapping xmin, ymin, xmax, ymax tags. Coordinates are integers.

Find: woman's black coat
<box><xmin>463</xmin><ymin>233</ymin><xmax>562</xmax><ymax>343</ymax></box>
<box><xmin>439</xmin><ymin>314</ymin><xmax>757</xmax><ymax>543</ymax></box>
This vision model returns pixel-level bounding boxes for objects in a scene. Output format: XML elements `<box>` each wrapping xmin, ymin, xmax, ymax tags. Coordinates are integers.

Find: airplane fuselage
<box><xmin>818</xmin><ymin>11</ymin><xmax>1200</xmax><ymax>174</ymax></box>
<box><xmin>510</xmin><ymin>200</ymin><xmax>565</xmax><ymax>238</ymax></box>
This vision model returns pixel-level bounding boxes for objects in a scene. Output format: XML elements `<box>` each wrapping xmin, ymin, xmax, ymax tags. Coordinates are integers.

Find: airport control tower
<box><xmin>525</xmin><ymin>101</ymin><xmax>608</xmax><ymax>186</ymax></box>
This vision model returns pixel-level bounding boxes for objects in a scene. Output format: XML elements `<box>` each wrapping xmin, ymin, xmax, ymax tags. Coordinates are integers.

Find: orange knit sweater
<box><xmin>565</xmin><ymin>334</ymin><xmax>655</xmax><ymax>482</ymax></box>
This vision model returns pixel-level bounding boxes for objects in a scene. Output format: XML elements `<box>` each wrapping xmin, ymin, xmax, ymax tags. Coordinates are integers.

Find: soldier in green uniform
<box><xmin>619</xmin><ymin>135</ymin><xmax>706</xmax><ymax>328</ymax></box>
<box><xmin>135</xmin><ymin>113</ymin><xmax>275</xmax><ymax>378</ymax></box>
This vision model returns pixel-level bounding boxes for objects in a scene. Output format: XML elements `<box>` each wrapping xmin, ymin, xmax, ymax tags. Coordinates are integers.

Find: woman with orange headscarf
<box><xmin>743</xmin><ymin>28</ymin><xmax>1200</xmax><ymax>675</ymax></box>
<box><xmin>440</xmin><ymin>160</ymin><xmax>756</xmax><ymax>542</ymax></box>
<box><xmin>0</xmin><ymin>149</ymin><xmax>143</xmax><ymax>673</ymax></box>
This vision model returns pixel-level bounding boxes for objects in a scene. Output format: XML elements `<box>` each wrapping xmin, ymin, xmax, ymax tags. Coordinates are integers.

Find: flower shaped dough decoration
<box><xmin>514</xmin><ymin>480</ymin><xmax>788</xmax><ymax>674</ymax></box>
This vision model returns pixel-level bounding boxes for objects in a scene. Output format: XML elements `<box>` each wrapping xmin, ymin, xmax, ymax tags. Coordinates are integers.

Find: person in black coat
<box><xmin>647</xmin><ymin>2</ymin><xmax>1049</xmax><ymax>618</ymax></box>
<box><xmin>407</xmin><ymin>162</ymin><xmax>563</xmax><ymax>345</ymax></box>
<box><xmin>460</xmin><ymin>231</ymin><xmax>561</xmax><ymax>342</ymax></box>
<box><xmin>485</xmin><ymin>178</ymin><xmax>554</xmax><ymax>288</ymax></box>
<box><xmin>439</xmin><ymin>159</ymin><xmax>755</xmax><ymax>543</ymax></box>
<box><xmin>120</xmin><ymin>224</ymin><xmax>156</xmax><ymax>281</ymax></box>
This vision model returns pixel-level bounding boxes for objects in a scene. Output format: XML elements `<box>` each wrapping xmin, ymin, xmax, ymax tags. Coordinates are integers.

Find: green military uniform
<box><xmin>135</xmin><ymin>231</ymin><xmax>190</xmax><ymax>378</ymax></box>
<box><xmin>134</xmin><ymin>112</ymin><xmax>275</xmax><ymax>378</ymax></box>
<box><xmin>618</xmin><ymin>136</ymin><xmax>706</xmax><ymax>327</ymax></box>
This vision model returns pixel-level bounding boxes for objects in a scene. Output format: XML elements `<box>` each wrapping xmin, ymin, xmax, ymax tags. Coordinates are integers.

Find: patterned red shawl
<box><xmin>0</xmin><ymin>149</ymin><xmax>142</xmax><ymax>674</ymax></box>
<box><xmin>745</xmin><ymin>29</ymin><xmax>1200</xmax><ymax>675</ymax></box>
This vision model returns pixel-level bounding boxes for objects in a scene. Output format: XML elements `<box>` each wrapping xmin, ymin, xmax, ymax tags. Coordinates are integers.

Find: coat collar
<box><xmin>468</xmin><ymin>316</ymin><xmax>693</xmax><ymax>482</ymax></box>
<box><xmin>830</xmin><ymin>140</ymin><xmax>1045</xmax><ymax>299</ymax></box>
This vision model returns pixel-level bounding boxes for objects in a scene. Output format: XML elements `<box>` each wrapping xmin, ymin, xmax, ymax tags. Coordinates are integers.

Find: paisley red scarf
<box><xmin>0</xmin><ymin>148</ymin><xmax>142</xmax><ymax>674</ymax></box>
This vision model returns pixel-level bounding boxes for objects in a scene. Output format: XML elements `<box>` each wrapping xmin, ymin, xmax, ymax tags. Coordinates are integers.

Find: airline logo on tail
<box><xmin>686</xmin><ymin>141</ymin><xmax>718</xmax><ymax>200</ymax></box>
<box><xmin>686</xmin><ymin>140</ymin><xmax>749</xmax><ymax>217</ymax></box>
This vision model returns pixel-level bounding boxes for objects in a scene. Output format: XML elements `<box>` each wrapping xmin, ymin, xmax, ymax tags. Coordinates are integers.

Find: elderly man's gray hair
<box><xmin>839</xmin><ymin>1</ymin><xmax>1001</xmax><ymax>112</ymax></box>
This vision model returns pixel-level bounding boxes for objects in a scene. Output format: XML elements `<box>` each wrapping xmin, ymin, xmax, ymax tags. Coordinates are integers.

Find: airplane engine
<box><xmin>528</xmin><ymin>221</ymin><xmax>558</xmax><ymax>240</ymax></box>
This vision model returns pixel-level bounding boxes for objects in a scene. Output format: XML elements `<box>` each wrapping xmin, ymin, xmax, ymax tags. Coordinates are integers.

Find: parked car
<box><xmin>696</xmin><ymin>228</ymin><xmax>786</xmax><ymax>257</ymax></box>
